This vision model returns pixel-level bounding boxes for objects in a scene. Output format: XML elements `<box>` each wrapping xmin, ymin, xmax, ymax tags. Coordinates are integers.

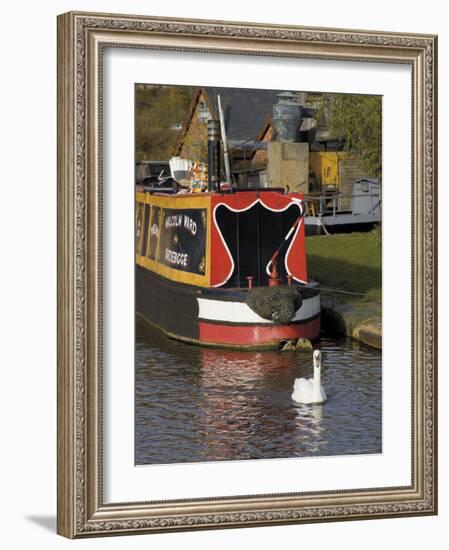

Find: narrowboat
<box><xmin>135</xmin><ymin>186</ymin><xmax>320</xmax><ymax>349</ymax></box>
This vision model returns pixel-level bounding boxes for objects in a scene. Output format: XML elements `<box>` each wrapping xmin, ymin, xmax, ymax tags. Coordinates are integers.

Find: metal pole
<box><xmin>207</xmin><ymin>119</ymin><xmax>221</xmax><ymax>192</ymax></box>
<box><xmin>217</xmin><ymin>95</ymin><xmax>231</xmax><ymax>184</ymax></box>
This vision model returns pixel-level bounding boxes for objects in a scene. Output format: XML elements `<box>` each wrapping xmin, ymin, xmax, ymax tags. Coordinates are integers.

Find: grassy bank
<box><xmin>306</xmin><ymin>229</ymin><xmax>381</xmax><ymax>303</ymax></box>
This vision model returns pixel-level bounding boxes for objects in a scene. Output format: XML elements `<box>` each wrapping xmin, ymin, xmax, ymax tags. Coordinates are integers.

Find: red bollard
<box><xmin>268</xmin><ymin>258</ymin><xmax>281</xmax><ymax>287</ymax></box>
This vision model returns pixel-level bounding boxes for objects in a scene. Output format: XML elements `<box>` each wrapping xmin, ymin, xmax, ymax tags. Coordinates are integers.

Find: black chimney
<box><xmin>207</xmin><ymin>119</ymin><xmax>221</xmax><ymax>192</ymax></box>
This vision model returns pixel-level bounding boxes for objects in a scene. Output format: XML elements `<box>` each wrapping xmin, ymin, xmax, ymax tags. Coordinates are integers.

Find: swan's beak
<box><xmin>313</xmin><ymin>349</ymin><xmax>321</xmax><ymax>361</ymax></box>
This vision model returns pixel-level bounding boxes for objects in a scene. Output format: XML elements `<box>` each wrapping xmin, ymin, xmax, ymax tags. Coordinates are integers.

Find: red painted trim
<box><xmin>199</xmin><ymin>316</ymin><xmax>320</xmax><ymax>346</ymax></box>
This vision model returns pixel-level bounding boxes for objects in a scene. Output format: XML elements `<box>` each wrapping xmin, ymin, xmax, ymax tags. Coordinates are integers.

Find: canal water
<box><xmin>135</xmin><ymin>317</ymin><xmax>382</xmax><ymax>465</ymax></box>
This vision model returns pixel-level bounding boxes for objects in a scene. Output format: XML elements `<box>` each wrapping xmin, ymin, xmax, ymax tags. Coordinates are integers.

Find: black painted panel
<box><xmin>136</xmin><ymin>266</ymin><xmax>199</xmax><ymax>340</ymax></box>
<box><xmin>215</xmin><ymin>202</ymin><xmax>301</xmax><ymax>287</ymax></box>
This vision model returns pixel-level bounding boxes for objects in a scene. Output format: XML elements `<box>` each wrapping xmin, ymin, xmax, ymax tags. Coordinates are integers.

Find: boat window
<box><xmin>148</xmin><ymin>206</ymin><xmax>161</xmax><ymax>261</ymax></box>
<box><xmin>135</xmin><ymin>203</ymin><xmax>145</xmax><ymax>255</ymax></box>
<box><xmin>142</xmin><ymin>204</ymin><xmax>151</xmax><ymax>257</ymax></box>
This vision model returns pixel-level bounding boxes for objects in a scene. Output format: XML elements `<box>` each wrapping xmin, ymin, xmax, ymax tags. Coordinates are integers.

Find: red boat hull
<box><xmin>199</xmin><ymin>316</ymin><xmax>320</xmax><ymax>347</ymax></box>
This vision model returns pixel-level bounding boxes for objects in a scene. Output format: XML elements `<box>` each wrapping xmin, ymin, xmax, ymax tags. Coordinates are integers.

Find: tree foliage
<box><xmin>135</xmin><ymin>84</ymin><xmax>193</xmax><ymax>161</ymax></box>
<box><xmin>324</xmin><ymin>94</ymin><xmax>382</xmax><ymax>177</ymax></box>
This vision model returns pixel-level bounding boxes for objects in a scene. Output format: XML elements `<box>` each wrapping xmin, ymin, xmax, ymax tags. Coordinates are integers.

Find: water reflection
<box><xmin>291</xmin><ymin>404</ymin><xmax>325</xmax><ymax>454</ymax></box>
<box><xmin>135</xmin><ymin>317</ymin><xmax>382</xmax><ymax>465</ymax></box>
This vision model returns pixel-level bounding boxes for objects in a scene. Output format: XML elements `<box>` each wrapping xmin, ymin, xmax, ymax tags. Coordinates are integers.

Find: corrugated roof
<box><xmin>202</xmin><ymin>86</ymin><xmax>281</xmax><ymax>146</ymax></box>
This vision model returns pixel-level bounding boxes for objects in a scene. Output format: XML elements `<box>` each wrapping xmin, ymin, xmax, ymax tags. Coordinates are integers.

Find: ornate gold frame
<box><xmin>57</xmin><ymin>11</ymin><xmax>438</xmax><ymax>538</ymax></box>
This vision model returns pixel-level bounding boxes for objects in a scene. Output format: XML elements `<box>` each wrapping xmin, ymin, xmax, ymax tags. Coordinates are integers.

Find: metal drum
<box><xmin>273</xmin><ymin>91</ymin><xmax>303</xmax><ymax>142</ymax></box>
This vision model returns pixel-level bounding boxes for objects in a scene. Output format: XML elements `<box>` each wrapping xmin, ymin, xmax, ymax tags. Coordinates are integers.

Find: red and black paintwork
<box><xmin>209</xmin><ymin>190</ymin><xmax>308</xmax><ymax>287</ymax></box>
<box><xmin>135</xmin><ymin>188</ymin><xmax>320</xmax><ymax>348</ymax></box>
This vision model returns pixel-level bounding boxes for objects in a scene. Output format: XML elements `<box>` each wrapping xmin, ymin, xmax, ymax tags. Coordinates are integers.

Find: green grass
<box><xmin>306</xmin><ymin>228</ymin><xmax>382</xmax><ymax>303</ymax></box>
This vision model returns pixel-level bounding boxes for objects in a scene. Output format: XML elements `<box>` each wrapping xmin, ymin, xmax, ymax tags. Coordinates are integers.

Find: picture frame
<box><xmin>57</xmin><ymin>11</ymin><xmax>438</xmax><ymax>538</ymax></box>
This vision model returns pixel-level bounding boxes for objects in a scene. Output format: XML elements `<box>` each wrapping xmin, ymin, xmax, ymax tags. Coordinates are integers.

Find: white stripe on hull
<box><xmin>197</xmin><ymin>294</ymin><xmax>320</xmax><ymax>324</ymax></box>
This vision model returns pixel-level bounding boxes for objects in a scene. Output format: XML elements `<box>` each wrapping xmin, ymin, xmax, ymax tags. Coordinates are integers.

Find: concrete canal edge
<box><xmin>320</xmin><ymin>297</ymin><xmax>382</xmax><ymax>350</ymax></box>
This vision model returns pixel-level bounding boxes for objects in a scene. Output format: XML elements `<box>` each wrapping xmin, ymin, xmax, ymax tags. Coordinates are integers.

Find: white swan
<box><xmin>291</xmin><ymin>349</ymin><xmax>327</xmax><ymax>404</ymax></box>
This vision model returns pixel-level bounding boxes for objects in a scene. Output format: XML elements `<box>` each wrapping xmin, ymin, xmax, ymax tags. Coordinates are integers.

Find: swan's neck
<box><xmin>313</xmin><ymin>365</ymin><xmax>321</xmax><ymax>388</ymax></box>
<box><xmin>312</xmin><ymin>357</ymin><xmax>322</xmax><ymax>401</ymax></box>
